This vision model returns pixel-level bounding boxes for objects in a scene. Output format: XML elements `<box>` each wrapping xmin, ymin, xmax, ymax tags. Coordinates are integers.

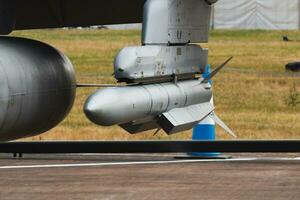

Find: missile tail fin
<box><xmin>210</xmin><ymin>112</ymin><xmax>237</xmax><ymax>138</ymax></box>
<box><xmin>201</xmin><ymin>56</ymin><xmax>233</xmax><ymax>83</ymax></box>
<box><xmin>158</xmin><ymin>102</ymin><xmax>215</xmax><ymax>135</ymax></box>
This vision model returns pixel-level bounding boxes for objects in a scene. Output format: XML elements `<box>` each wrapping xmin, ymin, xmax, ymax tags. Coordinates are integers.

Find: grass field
<box><xmin>11</xmin><ymin>29</ymin><xmax>300</xmax><ymax>140</ymax></box>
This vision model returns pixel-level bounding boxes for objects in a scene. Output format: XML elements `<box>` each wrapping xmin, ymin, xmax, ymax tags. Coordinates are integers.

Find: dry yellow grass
<box><xmin>11</xmin><ymin>29</ymin><xmax>300</xmax><ymax>140</ymax></box>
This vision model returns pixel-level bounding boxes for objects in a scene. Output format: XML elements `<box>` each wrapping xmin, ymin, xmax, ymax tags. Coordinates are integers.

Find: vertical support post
<box><xmin>189</xmin><ymin>64</ymin><xmax>220</xmax><ymax>157</ymax></box>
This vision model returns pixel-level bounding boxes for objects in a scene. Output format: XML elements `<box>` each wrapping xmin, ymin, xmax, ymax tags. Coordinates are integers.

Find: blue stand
<box><xmin>189</xmin><ymin>116</ymin><xmax>220</xmax><ymax>157</ymax></box>
<box><xmin>175</xmin><ymin>64</ymin><xmax>231</xmax><ymax>159</ymax></box>
<box><xmin>186</xmin><ymin>64</ymin><xmax>228</xmax><ymax>159</ymax></box>
<box><xmin>202</xmin><ymin>64</ymin><xmax>212</xmax><ymax>84</ymax></box>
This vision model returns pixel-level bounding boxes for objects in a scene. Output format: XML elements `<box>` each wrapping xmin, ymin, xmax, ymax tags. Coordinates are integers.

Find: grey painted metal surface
<box><xmin>142</xmin><ymin>0</ymin><xmax>213</xmax><ymax>44</ymax></box>
<box><xmin>84</xmin><ymin>79</ymin><xmax>212</xmax><ymax>134</ymax></box>
<box><xmin>84</xmin><ymin>0</ymin><xmax>221</xmax><ymax>135</ymax></box>
<box><xmin>114</xmin><ymin>45</ymin><xmax>208</xmax><ymax>83</ymax></box>
<box><xmin>120</xmin><ymin>120</ymin><xmax>160</xmax><ymax>134</ymax></box>
<box><xmin>158</xmin><ymin>102</ymin><xmax>214</xmax><ymax>134</ymax></box>
<box><xmin>204</xmin><ymin>0</ymin><xmax>218</xmax><ymax>4</ymax></box>
<box><xmin>0</xmin><ymin>37</ymin><xmax>76</xmax><ymax>141</ymax></box>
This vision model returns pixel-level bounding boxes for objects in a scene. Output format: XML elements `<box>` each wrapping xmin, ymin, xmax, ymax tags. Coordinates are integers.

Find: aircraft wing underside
<box><xmin>0</xmin><ymin>0</ymin><xmax>146</xmax><ymax>34</ymax></box>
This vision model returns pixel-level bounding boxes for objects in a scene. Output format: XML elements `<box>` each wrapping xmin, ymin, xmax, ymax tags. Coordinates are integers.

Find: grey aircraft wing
<box><xmin>0</xmin><ymin>0</ymin><xmax>146</xmax><ymax>34</ymax></box>
<box><xmin>0</xmin><ymin>0</ymin><xmax>218</xmax><ymax>34</ymax></box>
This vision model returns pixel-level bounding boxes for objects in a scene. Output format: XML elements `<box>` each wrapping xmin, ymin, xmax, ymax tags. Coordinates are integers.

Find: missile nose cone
<box><xmin>84</xmin><ymin>87</ymin><xmax>152</xmax><ymax>127</ymax></box>
<box><xmin>83</xmin><ymin>89</ymin><xmax>119</xmax><ymax>126</ymax></box>
<box><xmin>83</xmin><ymin>101</ymin><xmax>99</xmax><ymax>123</ymax></box>
<box><xmin>84</xmin><ymin>95</ymin><xmax>107</xmax><ymax>126</ymax></box>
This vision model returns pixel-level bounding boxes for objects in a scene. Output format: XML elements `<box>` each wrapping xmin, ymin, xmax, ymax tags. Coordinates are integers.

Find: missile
<box><xmin>82</xmin><ymin>0</ymin><xmax>233</xmax><ymax>136</ymax></box>
<box><xmin>84</xmin><ymin>79</ymin><xmax>213</xmax><ymax>134</ymax></box>
<box><xmin>83</xmin><ymin>56</ymin><xmax>235</xmax><ymax>136</ymax></box>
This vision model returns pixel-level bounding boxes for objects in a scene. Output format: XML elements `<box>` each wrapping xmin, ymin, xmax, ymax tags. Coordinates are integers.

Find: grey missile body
<box><xmin>84</xmin><ymin>79</ymin><xmax>212</xmax><ymax>134</ymax></box>
<box><xmin>83</xmin><ymin>0</ymin><xmax>235</xmax><ymax>136</ymax></box>
<box><xmin>0</xmin><ymin>37</ymin><xmax>76</xmax><ymax>141</ymax></box>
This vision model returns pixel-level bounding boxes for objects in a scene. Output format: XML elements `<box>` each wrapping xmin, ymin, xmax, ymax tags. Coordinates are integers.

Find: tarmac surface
<box><xmin>0</xmin><ymin>153</ymin><xmax>299</xmax><ymax>200</ymax></box>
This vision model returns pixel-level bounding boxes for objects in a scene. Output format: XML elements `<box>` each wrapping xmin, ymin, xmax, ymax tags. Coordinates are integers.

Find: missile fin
<box><xmin>158</xmin><ymin>102</ymin><xmax>214</xmax><ymax>135</ymax></box>
<box><xmin>120</xmin><ymin>120</ymin><xmax>160</xmax><ymax>134</ymax></box>
<box><xmin>201</xmin><ymin>56</ymin><xmax>233</xmax><ymax>83</ymax></box>
<box><xmin>210</xmin><ymin>112</ymin><xmax>237</xmax><ymax>138</ymax></box>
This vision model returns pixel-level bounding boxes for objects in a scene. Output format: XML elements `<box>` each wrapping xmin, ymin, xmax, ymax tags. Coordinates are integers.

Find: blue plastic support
<box><xmin>189</xmin><ymin>64</ymin><xmax>220</xmax><ymax>157</ymax></box>
<box><xmin>190</xmin><ymin>116</ymin><xmax>220</xmax><ymax>157</ymax></box>
<box><xmin>202</xmin><ymin>64</ymin><xmax>212</xmax><ymax>84</ymax></box>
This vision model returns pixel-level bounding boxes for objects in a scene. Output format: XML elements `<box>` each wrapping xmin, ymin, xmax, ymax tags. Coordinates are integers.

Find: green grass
<box><xmin>10</xmin><ymin>29</ymin><xmax>300</xmax><ymax>140</ymax></box>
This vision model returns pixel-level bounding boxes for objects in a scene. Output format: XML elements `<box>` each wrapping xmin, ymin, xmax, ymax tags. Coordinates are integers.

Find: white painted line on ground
<box><xmin>256</xmin><ymin>157</ymin><xmax>300</xmax><ymax>161</ymax></box>
<box><xmin>0</xmin><ymin>157</ymin><xmax>299</xmax><ymax>170</ymax></box>
<box><xmin>72</xmin><ymin>153</ymin><xmax>177</xmax><ymax>157</ymax></box>
<box><xmin>0</xmin><ymin>158</ymin><xmax>257</xmax><ymax>169</ymax></box>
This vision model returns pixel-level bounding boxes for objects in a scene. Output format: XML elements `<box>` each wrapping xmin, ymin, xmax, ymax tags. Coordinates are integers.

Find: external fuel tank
<box><xmin>0</xmin><ymin>37</ymin><xmax>76</xmax><ymax>141</ymax></box>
